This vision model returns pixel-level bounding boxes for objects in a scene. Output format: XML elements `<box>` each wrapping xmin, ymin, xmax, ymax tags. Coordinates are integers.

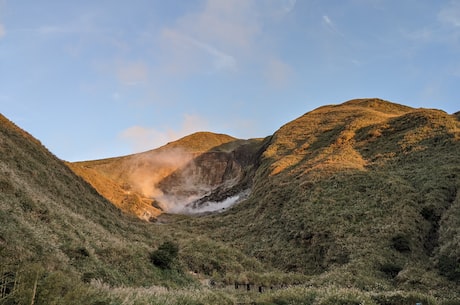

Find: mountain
<box><xmin>69</xmin><ymin>132</ymin><xmax>263</xmax><ymax>217</ymax></box>
<box><xmin>0</xmin><ymin>113</ymin><xmax>165</xmax><ymax>283</ymax></box>
<box><xmin>185</xmin><ymin>98</ymin><xmax>460</xmax><ymax>290</ymax></box>
<box><xmin>71</xmin><ymin>98</ymin><xmax>460</xmax><ymax>292</ymax></box>
<box><xmin>0</xmin><ymin>114</ymin><xmax>264</xmax><ymax>304</ymax></box>
<box><xmin>2</xmin><ymin>98</ymin><xmax>460</xmax><ymax>304</ymax></box>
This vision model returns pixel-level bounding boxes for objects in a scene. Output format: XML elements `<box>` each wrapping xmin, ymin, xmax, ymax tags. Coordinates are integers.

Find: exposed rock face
<box><xmin>156</xmin><ymin>139</ymin><xmax>264</xmax><ymax>212</ymax></box>
<box><xmin>69</xmin><ymin>132</ymin><xmax>263</xmax><ymax>218</ymax></box>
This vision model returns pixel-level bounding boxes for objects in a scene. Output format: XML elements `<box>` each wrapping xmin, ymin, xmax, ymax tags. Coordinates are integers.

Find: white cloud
<box><xmin>323</xmin><ymin>15</ymin><xmax>332</xmax><ymax>26</ymax></box>
<box><xmin>322</xmin><ymin>15</ymin><xmax>344</xmax><ymax>37</ymax></box>
<box><xmin>405</xmin><ymin>2</ymin><xmax>460</xmax><ymax>46</ymax></box>
<box><xmin>120</xmin><ymin>114</ymin><xmax>209</xmax><ymax>153</ymax></box>
<box><xmin>438</xmin><ymin>1</ymin><xmax>460</xmax><ymax>27</ymax></box>
<box><xmin>281</xmin><ymin>0</ymin><xmax>297</xmax><ymax>14</ymax></box>
<box><xmin>159</xmin><ymin>0</ymin><xmax>261</xmax><ymax>74</ymax></box>
<box><xmin>161</xmin><ymin>29</ymin><xmax>236</xmax><ymax>73</ymax></box>
<box><xmin>186</xmin><ymin>34</ymin><xmax>237</xmax><ymax>71</ymax></box>
<box><xmin>258</xmin><ymin>0</ymin><xmax>297</xmax><ymax>20</ymax></box>
<box><xmin>157</xmin><ymin>0</ymin><xmax>301</xmax><ymax>77</ymax></box>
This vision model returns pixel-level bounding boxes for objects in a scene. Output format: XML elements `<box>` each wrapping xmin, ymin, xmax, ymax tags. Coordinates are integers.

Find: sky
<box><xmin>1</xmin><ymin>0</ymin><xmax>459</xmax><ymax>161</ymax></box>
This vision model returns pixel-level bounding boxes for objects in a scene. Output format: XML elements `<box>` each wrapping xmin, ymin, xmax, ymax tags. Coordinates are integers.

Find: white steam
<box><xmin>178</xmin><ymin>189</ymin><xmax>250</xmax><ymax>214</ymax></box>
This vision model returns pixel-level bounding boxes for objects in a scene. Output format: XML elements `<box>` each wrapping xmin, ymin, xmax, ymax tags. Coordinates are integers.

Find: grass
<box><xmin>172</xmin><ymin>98</ymin><xmax>460</xmax><ymax>295</ymax></box>
<box><xmin>1</xmin><ymin>98</ymin><xmax>460</xmax><ymax>303</ymax></box>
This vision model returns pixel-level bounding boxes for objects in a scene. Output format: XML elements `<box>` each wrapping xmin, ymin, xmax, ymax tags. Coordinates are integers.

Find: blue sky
<box><xmin>1</xmin><ymin>0</ymin><xmax>459</xmax><ymax>161</ymax></box>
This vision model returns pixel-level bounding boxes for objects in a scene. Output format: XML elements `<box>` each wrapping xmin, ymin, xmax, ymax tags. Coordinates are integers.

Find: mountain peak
<box><xmin>335</xmin><ymin>98</ymin><xmax>413</xmax><ymax>114</ymax></box>
<box><xmin>161</xmin><ymin>131</ymin><xmax>237</xmax><ymax>153</ymax></box>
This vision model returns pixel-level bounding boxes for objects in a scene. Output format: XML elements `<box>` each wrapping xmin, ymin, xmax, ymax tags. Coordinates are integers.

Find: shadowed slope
<box><xmin>184</xmin><ymin>98</ymin><xmax>460</xmax><ymax>294</ymax></box>
<box><xmin>0</xmin><ymin>114</ymin><xmax>267</xmax><ymax>293</ymax></box>
<box><xmin>1</xmin><ymin>114</ymin><xmax>135</xmax><ymax>273</ymax></box>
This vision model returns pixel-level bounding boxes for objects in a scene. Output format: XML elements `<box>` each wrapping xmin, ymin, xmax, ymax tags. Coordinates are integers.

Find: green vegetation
<box><xmin>1</xmin><ymin>98</ymin><xmax>460</xmax><ymax>304</ymax></box>
<box><xmin>150</xmin><ymin>241</ymin><xmax>179</xmax><ymax>269</ymax></box>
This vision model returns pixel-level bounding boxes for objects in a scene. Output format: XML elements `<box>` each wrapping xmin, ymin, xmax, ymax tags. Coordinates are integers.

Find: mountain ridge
<box><xmin>1</xmin><ymin>98</ymin><xmax>460</xmax><ymax>304</ymax></box>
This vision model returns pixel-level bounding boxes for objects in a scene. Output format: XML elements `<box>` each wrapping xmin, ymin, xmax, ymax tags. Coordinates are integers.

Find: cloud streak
<box><xmin>438</xmin><ymin>1</ymin><xmax>460</xmax><ymax>27</ymax></box>
<box><xmin>264</xmin><ymin>58</ymin><xmax>293</xmax><ymax>88</ymax></box>
<box><xmin>322</xmin><ymin>15</ymin><xmax>344</xmax><ymax>37</ymax></box>
<box><xmin>120</xmin><ymin>114</ymin><xmax>209</xmax><ymax>153</ymax></box>
<box><xmin>161</xmin><ymin>29</ymin><xmax>237</xmax><ymax>73</ymax></box>
<box><xmin>116</xmin><ymin>60</ymin><xmax>149</xmax><ymax>86</ymax></box>
<box><xmin>158</xmin><ymin>0</ymin><xmax>261</xmax><ymax>75</ymax></box>
<box><xmin>0</xmin><ymin>24</ymin><xmax>5</xmax><ymax>38</ymax></box>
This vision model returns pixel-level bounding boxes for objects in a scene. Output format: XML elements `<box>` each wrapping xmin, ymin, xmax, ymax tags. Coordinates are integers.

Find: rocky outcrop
<box><xmin>155</xmin><ymin>138</ymin><xmax>264</xmax><ymax>213</ymax></box>
<box><xmin>69</xmin><ymin>132</ymin><xmax>264</xmax><ymax>217</ymax></box>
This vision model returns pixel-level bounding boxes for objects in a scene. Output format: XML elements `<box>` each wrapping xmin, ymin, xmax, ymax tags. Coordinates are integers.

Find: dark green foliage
<box><xmin>391</xmin><ymin>234</ymin><xmax>411</xmax><ymax>253</ymax></box>
<box><xmin>438</xmin><ymin>254</ymin><xmax>460</xmax><ymax>281</ymax></box>
<box><xmin>150</xmin><ymin>241</ymin><xmax>179</xmax><ymax>269</ymax></box>
<box><xmin>421</xmin><ymin>206</ymin><xmax>440</xmax><ymax>222</ymax></box>
<box><xmin>380</xmin><ymin>263</ymin><xmax>403</xmax><ymax>278</ymax></box>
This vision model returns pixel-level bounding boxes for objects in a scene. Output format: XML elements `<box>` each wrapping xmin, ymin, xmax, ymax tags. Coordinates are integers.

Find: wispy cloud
<box><xmin>281</xmin><ymin>0</ymin><xmax>297</xmax><ymax>14</ymax></box>
<box><xmin>94</xmin><ymin>59</ymin><xmax>149</xmax><ymax>87</ymax></box>
<box><xmin>161</xmin><ymin>29</ymin><xmax>236</xmax><ymax>73</ymax></box>
<box><xmin>158</xmin><ymin>0</ymin><xmax>261</xmax><ymax>75</ymax></box>
<box><xmin>264</xmin><ymin>58</ymin><xmax>293</xmax><ymax>88</ymax></box>
<box><xmin>322</xmin><ymin>15</ymin><xmax>344</xmax><ymax>37</ymax></box>
<box><xmin>438</xmin><ymin>1</ymin><xmax>460</xmax><ymax>27</ymax></box>
<box><xmin>116</xmin><ymin>60</ymin><xmax>149</xmax><ymax>86</ymax></box>
<box><xmin>263</xmin><ymin>0</ymin><xmax>297</xmax><ymax>19</ymax></box>
<box><xmin>11</xmin><ymin>25</ymin><xmax>89</xmax><ymax>35</ymax></box>
<box><xmin>120</xmin><ymin>114</ymin><xmax>209</xmax><ymax>153</ymax></box>
<box><xmin>323</xmin><ymin>15</ymin><xmax>332</xmax><ymax>26</ymax></box>
<box><xmin>185</xmin><ymin>34</ymin><xmax>237</xmax><ymax>71</ymax></box>
<box><xmin>0</xmin><ymin>24</ymin><xmax>5</xmax><ymax>38</ymax></box>
<box><xmin>404</xmin><ymin>2</ymin><xmax>460</xmax><ymax>47</ymax></box>
<box><xmin>10</xmin><ymin>12</ymin><xmax>102</xmax><ymax>36</ymax></box>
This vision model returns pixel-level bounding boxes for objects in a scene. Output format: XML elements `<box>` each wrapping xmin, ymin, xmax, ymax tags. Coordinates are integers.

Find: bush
<box><xmin>150</xmin><ymin>241</ymin><xmax>179</xmax><ymax>269</ymax></box>
<box><xmin>438</xmin><ymin>254</ymin><xmax>460</xmax><ymax>281</ymax></box>
<box><xmin>391</xmin><ymin>234</ymin><xmax>411</xmax><ymax>253</ymax></box>
<box><xmin>380</xmin><ymin>263</ymin><xmax>403</xmax><ymax>279</ymax></box>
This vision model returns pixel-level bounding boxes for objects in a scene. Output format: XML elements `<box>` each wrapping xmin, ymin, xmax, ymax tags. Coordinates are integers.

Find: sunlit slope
<box><xmin>69</xmin><ymin>132</ymin><xmax>237</xmax><ymax>218</ymax></box>
<box><xmin>191</xmin><ymin>98</ymin><xmax>460</xmax><ymax>290</ymax></box>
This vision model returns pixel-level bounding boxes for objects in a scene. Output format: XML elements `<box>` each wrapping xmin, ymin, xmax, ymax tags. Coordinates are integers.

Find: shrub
<box><xmin>391</xmin><ymin>234</ymin><xmax>411</xmax><ymax>253</ymax></box>
<box><xmin>438</xmin><ymin>254</ymin><xmax>460</xmax><ymax>281</ymax></box>
<box><xmin>150</xmin><ymin>241</ymin><xmax>179</xmax><ymax>269</ymax></box>
<box><xmin>380</xmin><ymin>263</ymin><xmax>403</xmax><ymax>279</ymax></box>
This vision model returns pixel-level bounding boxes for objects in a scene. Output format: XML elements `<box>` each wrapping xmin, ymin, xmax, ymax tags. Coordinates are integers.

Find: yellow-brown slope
<box><xmin>69</xmin><ymin>132</ymin><xmax>238</xmax><ymax>219</ymax></box>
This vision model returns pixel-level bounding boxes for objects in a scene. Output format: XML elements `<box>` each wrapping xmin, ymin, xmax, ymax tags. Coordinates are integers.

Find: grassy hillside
<box><xmin>1</xmin><ymin>98</ymin><xmax>460</xmax><ymax>304</ymax></box>
<box><xmin>0</xmin><ymin>115</ymin><xmax>266</xmax><ymax>304</ymax></box>
<box><xmin>176</xmin><ymin>99</ymin><xmax>460</xmax><ymax>299</ymax></box>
